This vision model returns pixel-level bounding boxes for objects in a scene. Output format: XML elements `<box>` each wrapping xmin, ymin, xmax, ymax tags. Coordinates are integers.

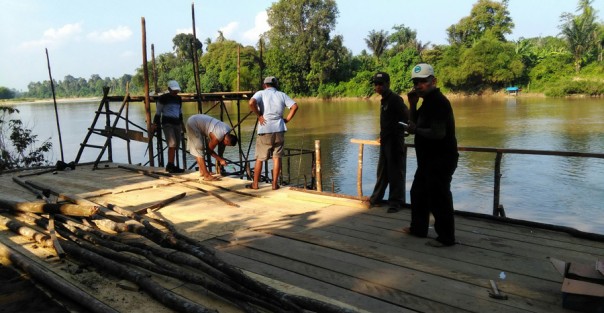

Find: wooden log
<box><xmin>0</xmin><ymin>198</ymin><xmax>98</xmax><ymax>217</ymax></box>
<box><xmin>60</xmin><ymin>239</ymin><xmax>217</xmax><ymax>313</ymax></box>
<box><xmin>133</xmin><ymin>192</ymin><xmax>186</xmax><ymax>214</ymax></box>
<box><xmin>0</xmin><ymin>214</ymin><xmax>53</xmax><ymax>248</ymax></box>
<box><xmin>0</xmin><ymin>241</ymin><xmax>120</xmax><ymax>313</ymax></box>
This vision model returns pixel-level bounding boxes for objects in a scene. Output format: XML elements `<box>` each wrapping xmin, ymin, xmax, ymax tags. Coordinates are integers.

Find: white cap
<box><xmin>411</xmin><ymin>63</ymin><xmax>434</xmax><ymax>79</ymax></box>
<box><xmin>167</xmin><ymin>80</ymin><xmax>181</xmax><ymax>91</ymax></box>
<box><xmin>263</xmin><ymin>76</ymin><xmax>278</xmax><ymax>85</ymax></box>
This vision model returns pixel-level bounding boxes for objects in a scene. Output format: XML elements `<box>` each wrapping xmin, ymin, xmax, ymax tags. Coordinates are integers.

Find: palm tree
<box><xmin>364</xmin><ymin>30</ymin><xmax>389</xmax><ymax>60</ymax></box>
<box><xmin>204</xmin><ymin>38</ymin><xmax>212</xmax><ymax>52</ymax></box>
<box><xmin>560</xmin><ymin>0</ymin><xmax>598</xmax><ymax>72</ymax></box>
<box><xmin>216</xmin><ymin>31</ymin><xmax>226</xmax><ymax>43</ymax></box>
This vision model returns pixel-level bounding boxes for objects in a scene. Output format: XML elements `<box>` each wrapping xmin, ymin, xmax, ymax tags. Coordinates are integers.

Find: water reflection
<box><xmin>8</xmin><ymin>96</ymin><xmax>604</xmax><ymax>234</ymax></box>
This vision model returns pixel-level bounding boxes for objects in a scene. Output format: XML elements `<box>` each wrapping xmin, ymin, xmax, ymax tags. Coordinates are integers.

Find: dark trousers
<box><xmin>410</xmin><ymin>157</ymin><xmax>458</xmax><ymax>244</ymax></box>
<box><xmin>369</xmin><ymin>136</ymin><xmax>405</xmax><ymax>208</ymax></box>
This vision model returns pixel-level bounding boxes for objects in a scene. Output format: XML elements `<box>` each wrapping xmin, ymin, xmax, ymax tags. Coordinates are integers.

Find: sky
<box><xmin>1</xmin><ymin>0</ymin><xmax>602</xmax><ymax>91</ymax></box>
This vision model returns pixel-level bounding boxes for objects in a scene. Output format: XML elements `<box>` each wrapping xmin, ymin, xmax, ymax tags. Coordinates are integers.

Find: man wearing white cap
<box><xmin>247</xmin><ymin>76</ymin><xmax>299</xmax><ymax>190</ymax></box>
<box><xmin>403</xmin><ymin>63</ymin><xmax>459</xmax><ymax>247</ymax></box>
<box><xmin>153</xmin><ymin>80</ymin><xmax>184</xmax><ymax>173</ymax></box>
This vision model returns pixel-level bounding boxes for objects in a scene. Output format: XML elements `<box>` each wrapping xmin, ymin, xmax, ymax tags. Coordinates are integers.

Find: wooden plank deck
<box><xmin>0</xmin><ymin>163</ymin><xmax>602</xmax><ymax>313</ymax></box>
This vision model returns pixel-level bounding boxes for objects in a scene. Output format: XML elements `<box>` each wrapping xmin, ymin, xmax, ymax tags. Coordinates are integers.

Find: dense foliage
<box><xmin>0</xmin><ymin>107</ymin><xmax>53</xmax><ymax>171</ymax></box>
<box><xmin>5</xmin><ymin>0</ymin><xmax>603</xmax><ymax>98</ymax></box>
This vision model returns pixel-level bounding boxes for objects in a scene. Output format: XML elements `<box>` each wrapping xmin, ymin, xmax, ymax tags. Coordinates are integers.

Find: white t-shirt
<box><xmin>251</xmin><ymin>87</ymin><xmax>296</xmax><ymax>134</ymax></box>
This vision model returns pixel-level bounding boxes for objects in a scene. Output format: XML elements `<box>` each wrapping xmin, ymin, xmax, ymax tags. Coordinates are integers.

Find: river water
<box><xmin>6</xmin><ymin>96</ymin><xmax>604</xmax><ymax>234</ymax></box>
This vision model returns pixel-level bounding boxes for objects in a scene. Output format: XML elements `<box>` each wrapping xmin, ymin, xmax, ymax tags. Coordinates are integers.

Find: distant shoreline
<box><xmin>5</xmin><ymin>91</ymin><xmax>601</xmax><ymax>106</ymax></box>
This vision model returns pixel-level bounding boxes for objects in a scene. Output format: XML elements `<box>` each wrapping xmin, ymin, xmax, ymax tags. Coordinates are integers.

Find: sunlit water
<box><xmin>6</xmin><ymin>96</ymin><xmax>604</xmax><ymax>234</ymax></box>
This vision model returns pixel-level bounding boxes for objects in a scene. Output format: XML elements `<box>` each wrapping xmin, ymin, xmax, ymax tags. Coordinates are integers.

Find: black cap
<box><xmin>371</xmin><ymin>72</ymin><xmax>390</xmax><ymax>84</ymax></box>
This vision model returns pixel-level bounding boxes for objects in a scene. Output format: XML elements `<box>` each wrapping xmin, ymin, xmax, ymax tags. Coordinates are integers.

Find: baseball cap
<box><xmin>263</xmin><ymin>76</ymin><xmax>278</xmax><ymax>85</ymax></box>
<box><xmin>371</xmin><ymin>72</ymin><xmax>390</xmax><ymax>84</ymax></box>
<box><xmin>411</xmin><ymin>63</ymin><xmax>434</xmax><ymax>79</ymax></box>
<box><xmin>167</xmin><ymin>80</ymin><xmax>181</xmax><ymax>91</ymax></box>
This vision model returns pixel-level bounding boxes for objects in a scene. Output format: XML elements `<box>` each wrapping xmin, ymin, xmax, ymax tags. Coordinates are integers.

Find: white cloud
<box><xmin>219</xmin><ymin>21</ymin><xmax>239</xmax><ymax>39</ymax></box>
<box><xmin>87</xmin><ymin>26</ymin><xmax>132</xmax><ymax>43</ymax></box>
<box><xmin>243</xmin><ymin>11</ymin><xmax>269</xmax><ymax>44</ymax></box>
<box><xmin>19</xmin><ymin>23</ymin><xmax>83</xmax><ymax>50</ymax></box>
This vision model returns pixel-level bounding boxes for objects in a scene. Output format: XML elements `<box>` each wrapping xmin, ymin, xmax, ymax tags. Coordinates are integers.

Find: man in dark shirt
<box><xmin>404</xmin><ymin>63</ymin><xmax>459</xmax><ymax>247</ymax></box>
<box><xmin>369</xmin><ymin>72</ymin><xmax>409</xmax><ymax>213</ymax></box>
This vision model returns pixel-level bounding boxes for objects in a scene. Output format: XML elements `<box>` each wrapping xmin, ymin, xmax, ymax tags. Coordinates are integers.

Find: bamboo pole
<box><xmin>315</xmin><ymin>140</ymin><xmax>322</xmax><ymax>192</ymax></box>
<box><xmin>493</xmin><ymin>152</ymin><xmax>503</xmax><ymax>216</ymax></box>
<box><xmin>237</xmin><ymin>45</ymin><xmax>241</xmax><ymax>91</ymax></box>
<box><xmin>141</xmin><ymin>17</ymin><xmax>154</xmax><ymax>166</ymax></box>
<box><xmin>356</xmin><ymin>143</ymin><xmax>364</xmax><ymax>197</ymax></box>
<box><xmin>45</xmin><ymin>48</ymin><xmax>65</xmax><ymax>162</ymax></box>
<box><xmin>191</xmin><ymin>2</ymin><xmax>203</xmax><ymax>114</ymax></box>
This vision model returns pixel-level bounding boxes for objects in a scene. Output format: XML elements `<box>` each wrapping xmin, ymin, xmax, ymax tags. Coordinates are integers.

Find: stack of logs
<box><xmin>0</xmin><ymin>176</ymin><xmax>357</xmax><ymax>313</ymax></box>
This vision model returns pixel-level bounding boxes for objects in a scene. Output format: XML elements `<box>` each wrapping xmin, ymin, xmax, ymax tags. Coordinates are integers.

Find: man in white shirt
<box><xmin>247</xmin><ymin>76</ymin><xmax>299</xmax><ymax>190</ymax></box>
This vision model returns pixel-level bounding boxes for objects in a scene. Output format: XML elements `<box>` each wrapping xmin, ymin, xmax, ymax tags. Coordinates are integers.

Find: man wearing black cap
<box><xmin>247</xmin><ymin>76</ymin><xmax>299</xmax><ymax>190</ymax></box>
<box><xmin>369</xmin><ymin>72</ymin><xmax>409</xmax><ymax>213</ymax></box>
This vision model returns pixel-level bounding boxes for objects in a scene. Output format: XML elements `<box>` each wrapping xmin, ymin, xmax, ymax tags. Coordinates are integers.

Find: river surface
<box><xmin>6</xmin><ymin>96</ymin><xmax>604</xmax><ymax>234</ymax></box>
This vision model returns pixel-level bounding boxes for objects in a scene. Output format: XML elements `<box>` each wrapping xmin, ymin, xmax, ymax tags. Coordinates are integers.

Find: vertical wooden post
<box><xmin>493</xmin><ymin>151</ymin><xmax>503</xmax><ymax>216</ymax></box>
<box><xmin>315</xmin><ymin>140</ymin><xmax>322</xmax><ymax>192</ymax></box>
<box><xmin>237</xmin><ymin>45</ymin><xmax>241</xmax><ymax>91</ymax></box>
<box><xmin>191</xmin><ymin>2</ymin><xmax>203</xmax><ymax>114</ymax></box>
<box><xmin>151</xmin><ymin>44</ymin><xmax>159</xmax><ymax>94</ymax></box>
<box><xmin>141</xmin><ymin>17</ymin><xmax>154</xmax><ymax>167</ymax></box>
<box><xmin>44</xmin><ymin>48</ymin><xmax>65</xmax><ymax>162</ymax></box>
<box><xmin>150</xmin><ymin>44</ymin><xmax>164</xmax><ymax>167</ymax></box>
<box><xmin>357</xmin><ymin>143</ymin><xmax>364</xmax><ymax>197</ymax></box>
<box><xmin>103</xmin><ymin>89</ymin><xmax>112</xmax><ymax>162</ymax></box>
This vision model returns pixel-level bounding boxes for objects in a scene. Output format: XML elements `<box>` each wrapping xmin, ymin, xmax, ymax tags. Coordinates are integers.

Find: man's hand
<box><xmin>258</xmin><ymin>115</ymin><xmax>266</xmax><ymax>125</ymax></box>
<box><xmin>406</xmin><ymin>121</ymin><xmax>417</xmax><ymax>134</ymax></box>
<box><xmin>407</xmin><ymin>90</ymin><xmax>420</xmax><ymax>107</ymax></box>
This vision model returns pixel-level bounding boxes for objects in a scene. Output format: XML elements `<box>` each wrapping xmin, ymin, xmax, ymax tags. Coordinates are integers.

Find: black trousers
<box><xmin>369</xmin><ymin>136</ymin><xmax>405</xmax><ymax>208</ymax></box>
<box><xmin>409</xmin><ymin>156</ymin><xmax>458</xmax><ymax>244</ymax></box>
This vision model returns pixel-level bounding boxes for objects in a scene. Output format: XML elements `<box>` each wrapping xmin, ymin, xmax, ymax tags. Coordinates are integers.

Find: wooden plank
<box><xmin>215</xmin><ymin>230</ymin><xmax>560</xmax><ymax>313</ymax></box>
<box><xmin>276</xmin><ymin>215</ymin><xmax>562</xmax><ymax>282</ymax></box>
<box><xmin>204</xmin><ymin>242</ymin><xmax>399</xmax><ymax>313</ymax></box>
<box><xmin>207</xmin><ymin>239</ymin><xmax>447</xmax><ymax>313</ymax></box>
<box><xmin>356</xmin><ymin>210</ymin><xmax>604</xmax><ymax>260</ymax></box>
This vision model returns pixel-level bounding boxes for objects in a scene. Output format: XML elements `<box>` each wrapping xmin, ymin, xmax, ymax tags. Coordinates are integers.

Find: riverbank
<box><xmin>0</xmin><ymin>97</ymin><xmax>101</xmax><ymax>106</ymax></box>
<box><xmin>5</xmin><ymin>90</ymin><xmax>601</xmax><ymax>106</ymax></box>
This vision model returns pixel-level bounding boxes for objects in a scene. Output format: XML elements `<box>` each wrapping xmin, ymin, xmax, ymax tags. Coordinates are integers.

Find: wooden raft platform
<box><xmin>0</xmin><ymin>163</ymin><xmax>602</xmax><ymax>313</ymax></box>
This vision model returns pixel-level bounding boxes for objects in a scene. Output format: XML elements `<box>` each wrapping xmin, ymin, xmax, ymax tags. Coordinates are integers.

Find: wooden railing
<box><xmin>350</xmin><ymin>138</ymin><xmax>604</xmax><ymax>216</ymax></box>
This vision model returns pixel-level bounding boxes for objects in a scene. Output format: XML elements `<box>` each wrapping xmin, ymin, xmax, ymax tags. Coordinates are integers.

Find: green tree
<box><xmin>441</xmin><ymin>32</ymin><xmax>524</xmax><ymax>92</ymax></box>
<box><xmin>265</xmin><ymin>0</ymin><xmax>340</xmax><ymax>95</ymax></box>
<box><xmin>0</xmin><ymin>107</ymin><xmax>52</xmax><ymax>170</ymax></box>
<box><xmin>0</xmin><ymin>87</ymin><xmax>15</xmax><ymax>99</ymax></box>
<box><xmin>172</xmin><ymin>33</ymin><xmax>203</xmax><ymax>62</ymax></box>
<box><xmin>200</xmin><ymin>40</ymin><xmax>261</xmax><ymax>92</ymax></box>
<box><xmin>560</xmin><ymin>0</ymin><xmax>599</xmax><ymax>72</ymax></box>
<box><xmin>446</xmin><ymin>0</ymin><xmax>514</xmax><ymax>46</ymax></box>
<box><xmin>364</xmin><ymin>30</ymin><xmax>389</xmax><ymax>60</ymax></box>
